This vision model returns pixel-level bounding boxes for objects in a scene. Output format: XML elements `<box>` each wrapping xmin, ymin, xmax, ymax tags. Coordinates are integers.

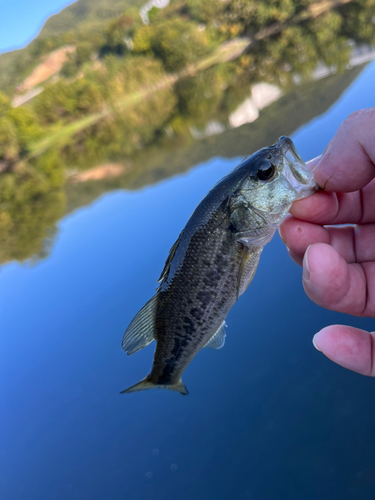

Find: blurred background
<box><xmin>1</xmin><ymin>1</ymin><xmax>375</xmax><ymax>499</ymax></box>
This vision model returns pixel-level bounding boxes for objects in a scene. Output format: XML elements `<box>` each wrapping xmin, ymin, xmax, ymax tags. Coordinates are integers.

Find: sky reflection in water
<box><xmin>1</xmin><ymin>62</ymin><xmax>375</xmax><ymax>500</ymax></box>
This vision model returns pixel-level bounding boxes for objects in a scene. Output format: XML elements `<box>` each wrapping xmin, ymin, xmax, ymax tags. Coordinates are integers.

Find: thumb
<box><xmin>313</xmin><ymin>108</ymin><xmax>375</xmax><ymax>192</ymax></box>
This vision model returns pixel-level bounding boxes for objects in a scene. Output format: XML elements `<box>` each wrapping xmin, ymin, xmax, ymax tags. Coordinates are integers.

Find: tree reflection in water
<box><xmin>0</xmin><ymin>0</ymin><xmax>374</xmax><ymax>266</ymax></box>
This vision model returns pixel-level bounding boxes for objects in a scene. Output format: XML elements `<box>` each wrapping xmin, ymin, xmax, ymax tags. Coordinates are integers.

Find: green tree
<box><xmin>60</xmin><ymin>57</ymin><xmax>79</xmax><ymax>78</ymax></box>
<box><xmin>187</xmin><ymin>0</ymin><xmax>227</xmax><ymax>24</ymax></box>
<box><xmin>133</xmin><ymin>25</ymin><xmax>154</xmax><ymax>53</ymax></box>
<box><xmin>0</xmin><ymin>92</ymin><xmax>42</xmax><ymax>167</ymax></box>
<box><xmin>152</xmin><ymin>17</ymin><xmax>211</xmax><ymax>71</ymax></box>
<box><xmin>175</xmin><ymin>66</ymin><xmax>225</xmax><ymax>119</ymax></box>
<box><xmin>103</xmin><ymin>14</ymin><xmax>135</xmax><ymax>54</ymax></box>
<box><xmin>76</xmin><ymin>41</ymin><xmax>93</xmax><ymax>65</ymax></box>
<box><xmin>0</xmin><ymin>118</ymin><xmax>19</xmax><ymax>165</ymax></box>
<box><xmin>0</xmin><ymin>151</ymin><xmax>65</xmax><ymax>265</ymax></box>
<box><xmin>339</xmin><ymin>0</ymin><xmax>375</xmax><ymax>43</ymax></box>
<box><xmin>63</xmin><ymin>56</ymin><xmax>177</xmax><ymax>164</ymax></box>
<box><xmin>0</xmin><ymin>91</ymin><xmax>10</xmax><ymax>116</ymax></box>
<box><xmin>33</xmin><ymin>78</ymin><xmax>104</xmax><ymax>124</ymax></box>
<box><xmin>7</xmin><ymin>107</ymin><xmax>43</xmax><ymax>153</ymax></box>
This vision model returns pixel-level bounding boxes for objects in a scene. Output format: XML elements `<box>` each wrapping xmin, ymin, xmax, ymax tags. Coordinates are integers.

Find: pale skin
<box><xmin>279</xmin><ymin>108</ymin><xmax>375</xmax><ymax>376</ymax></box>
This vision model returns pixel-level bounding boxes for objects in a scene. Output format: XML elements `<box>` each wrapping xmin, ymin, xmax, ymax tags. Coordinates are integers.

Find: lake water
<box><xmin>1</xmin><ymin>61</ymin><xmax>375</xmax><ymax>500</ymax></box>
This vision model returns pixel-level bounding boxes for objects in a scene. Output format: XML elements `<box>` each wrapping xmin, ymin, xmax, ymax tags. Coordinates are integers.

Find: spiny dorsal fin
<box><xmin>204</xmin><ymin>321</ymin><xmax>226</xmax><ymax>349</ymax></box>
<box><xmin>122</xmin><ymin>294</ymin><xmax>157</xmax><ymax>355</ymax></box>
<box><xmin>157</xmin><ymin>230</ymin><xmax>184</xmax><ymax>284</ymax></box>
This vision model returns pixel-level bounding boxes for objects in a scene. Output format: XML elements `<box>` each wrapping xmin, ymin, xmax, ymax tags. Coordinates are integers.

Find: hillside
<box><xmin>63</xmin><ymin>65</ymin><xmax>363</xmax><ymax>214</ymax></box>
<box><xmin>38</xmin><ymin>0</ymin><xmax>143</xmax><ymax>38</ymax></box>
<box><xmin>1</xmin><ymin>0</ymin><xmax>375</xmax><ymax>266</ymax></box>
<box><xmin>0</xmin><ymin>0</ymin><xmax>372</xmax><ymax>173</ymax></box>
<box><xmin>0</xmin><ymin>0</ymin><xmax>144</xmax><ymax>93</ymax></box>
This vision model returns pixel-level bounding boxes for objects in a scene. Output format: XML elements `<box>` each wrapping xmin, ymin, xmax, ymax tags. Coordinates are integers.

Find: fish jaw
<box><xmin>277</xmin><ymin>136</ymin><xmax>317</xmax><ymax>200</ymax></box>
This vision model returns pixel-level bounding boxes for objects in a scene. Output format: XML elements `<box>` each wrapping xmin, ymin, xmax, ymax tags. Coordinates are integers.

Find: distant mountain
<box><xmin>38</xmin><ymin>0</ymin><xmax>143</xmax><ymax>38</ymax></box>
<box><xmin>0</xmin><ymin>0</ymin><xmax>144</xmax><ymax>93</ymax></box>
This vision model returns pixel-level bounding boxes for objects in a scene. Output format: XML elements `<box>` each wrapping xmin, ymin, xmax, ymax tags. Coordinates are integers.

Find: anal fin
<box><xmin>204</xmin><ymin>321</ymin><xmax>226</xmax><ymax>349</ymax></box>
<box><xmin>122</xmin><ymin>294</ymin><xmax>157</xmax><ymax>355</ymax></box>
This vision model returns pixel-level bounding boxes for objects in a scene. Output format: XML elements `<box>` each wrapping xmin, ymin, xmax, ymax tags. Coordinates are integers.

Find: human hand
<box><xmin>279</xmin><ymin>108</ymin><xmax>375</xmax><ymax>375</ymax></box>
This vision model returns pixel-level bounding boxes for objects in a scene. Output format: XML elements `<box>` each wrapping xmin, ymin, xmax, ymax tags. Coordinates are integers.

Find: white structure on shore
<box><xmin>140</xmin><ymin>0</ymin><xmax>170</xmax><ymax>24</ymax></box>
<box><xmin>229</xmin><ymin>82</ymin><xmax>282</xmax><ymax>129</ymax></box>
<box><xmin>189</xmin><ymin>44</ymin><xmax>375</xmax><ymax>140</ymax></box>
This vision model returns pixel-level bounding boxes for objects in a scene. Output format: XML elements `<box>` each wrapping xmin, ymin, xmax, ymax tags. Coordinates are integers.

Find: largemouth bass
<box><xmin>121</xmin><ymin>137</ymin><xmax>316</xmax><ymax>395</ymax></box>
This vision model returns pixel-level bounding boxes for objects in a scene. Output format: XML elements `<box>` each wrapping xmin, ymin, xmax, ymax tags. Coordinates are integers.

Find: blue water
<box><xmin>1</xmin><ymin>62</ymin><xmax>375</xmax><ymax>500</ymax></box>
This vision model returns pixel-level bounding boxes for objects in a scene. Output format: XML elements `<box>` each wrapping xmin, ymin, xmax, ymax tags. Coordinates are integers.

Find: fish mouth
<box><xmin>276</xmin><ymin>136</ymin><xmax>302</xmax><ymax>159</ymax></box>
<box><xmin>275</xmin><ymin>136</ymin><xmax>317</xmax><ymax>199</ymax></box>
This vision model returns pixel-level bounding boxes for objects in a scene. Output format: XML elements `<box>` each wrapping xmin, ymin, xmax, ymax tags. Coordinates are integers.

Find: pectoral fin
<box><xmin>236</xmin><ymin>245</ymin><xmax>263</xmax><ymax>300</ymax></box>
<box><xmin>122</xmin><ymin>294</ymin><xmax>157</xmax><ymax>355</ymax></box>
<box><xmin>204</xmin><ymin>321</ymin><xmax>226</xmax><ymax>349</ymax></box>
<box><xmin>236</xmin><ymin>227</ymin><xmax>276</xmax><ymax>247</ymax></box>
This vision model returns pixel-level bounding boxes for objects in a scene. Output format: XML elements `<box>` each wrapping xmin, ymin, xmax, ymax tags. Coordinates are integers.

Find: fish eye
<box><xmin>256</xmin><ymin>163</ymin><xmax>276</xmax><ymax>181</ymax></box>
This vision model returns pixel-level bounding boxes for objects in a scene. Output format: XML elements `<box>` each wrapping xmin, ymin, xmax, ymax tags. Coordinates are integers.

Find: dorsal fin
<box><xmin>122</xmin><ymin>294</ymin><xmax>158</xmax><ymax>355</ymax></box>
<box><xmin>157</xmin><ymin>230</ymin><xmax>184</xmax><ymax>284</ymax></box>
<box><xmin>204</xmin><ymin>321</ymin><xmax>226</xmax><ymax>349</ymax></box>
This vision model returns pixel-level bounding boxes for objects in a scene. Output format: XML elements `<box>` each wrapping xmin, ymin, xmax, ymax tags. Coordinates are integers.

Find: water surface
<box><xmin>1</xmin><ymin>59</ymin><xmax>375</xmax><ymax>500</ymax></box>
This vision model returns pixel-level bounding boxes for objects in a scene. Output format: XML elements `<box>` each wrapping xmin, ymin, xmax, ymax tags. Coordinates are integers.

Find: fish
<box><xmin>121</xmin><ymin>136</ymin><xmax>316</xmax><ymax>395</ymax></box>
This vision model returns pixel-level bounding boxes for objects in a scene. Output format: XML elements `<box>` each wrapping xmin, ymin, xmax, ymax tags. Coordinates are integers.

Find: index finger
<box><xmin>313</xmin><ymin>108</ymin><xmax>375</xmax><ymax>192</ymax></box>
<box><xmin>290</xmin><ymin>177</ymin><xmax>375</xmax><ymax>224</ymax></box>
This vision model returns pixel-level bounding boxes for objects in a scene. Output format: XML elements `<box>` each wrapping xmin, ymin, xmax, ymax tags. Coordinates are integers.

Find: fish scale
<box><xmin>152</xmin><ymin>199</ymin><xmax>242</xmax><ymax>385</ymax></box>
<box><xmin>121</xmin><ymin>136</ymin><xmax>317</xmax><ymax>395</ymax></box>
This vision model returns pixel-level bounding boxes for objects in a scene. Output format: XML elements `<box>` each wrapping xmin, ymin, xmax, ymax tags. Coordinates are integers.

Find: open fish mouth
<box><xmin>276</xmin><ymin>136</ymin><xmax>317</xmax><ymax>199</ymax></box>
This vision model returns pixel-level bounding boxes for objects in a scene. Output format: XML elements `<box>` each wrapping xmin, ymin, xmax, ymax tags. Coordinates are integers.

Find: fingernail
<box><xmin>313</xmin><ymin>144</ymin><xmax>330</xmax><ymax>171</ymax></box>
<box><xmin>312</xmin><ymin>145</ymin><xmax>331</xmax><ymax>190</ymax></box>
<box><xmin>278</xmin><ymin>227</ymin><xmax>286</xmax><ymax>244</ymax></box>
<box><xmin>306</xmin><ymin>155</ymin><xmax>321</xmax><ymax>171</ymax></box>
<box><xmin>302</xmin><ymin>245</ymin><xmax>311</xmax><ymax>282</ymax></box>
<box><xmin>312</xmin><ymin>334</ymin><xmax>321</xmax><ymax>351</ymax></box>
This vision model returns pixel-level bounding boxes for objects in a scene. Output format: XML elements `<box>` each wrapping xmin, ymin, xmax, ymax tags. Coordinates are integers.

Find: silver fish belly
<box><xmin>121</xmin><ymin>136</ymin><xmax>316</xmax><ymax>395</ymax></box>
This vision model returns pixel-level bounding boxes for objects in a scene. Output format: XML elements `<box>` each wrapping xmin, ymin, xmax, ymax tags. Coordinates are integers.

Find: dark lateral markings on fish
<box><xmin>121</xmin><ymin>136</ymin><xmax>317</xmax><ymax>395</ymax></box>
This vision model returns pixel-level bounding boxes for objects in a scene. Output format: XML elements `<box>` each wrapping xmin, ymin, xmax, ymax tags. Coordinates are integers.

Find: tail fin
<box><xmin>121</xmin><ymin>377</ymin><xmax>188</xmax><ymax>395</ymax></box>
